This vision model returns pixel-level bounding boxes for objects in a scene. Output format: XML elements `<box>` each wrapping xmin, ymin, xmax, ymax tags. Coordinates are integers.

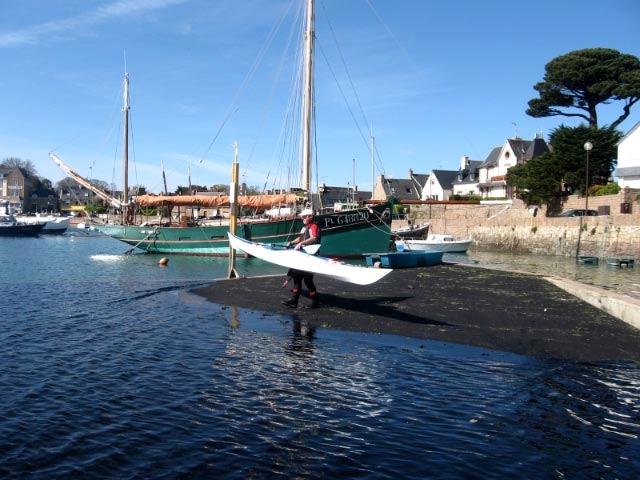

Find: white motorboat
<box><xmin>0</xmin><ymin>203</ymin><xmax>46</xmax><ymax>236</ymax></box>
<box><xmin>15</xmin><ymin>214</ymin><xmax>70</xmax><ymax>234</ymax></box>
<box><xmin>396</xmin><ymin>234</ymin><xmax>472</xmax><ymax>254</ymax></box>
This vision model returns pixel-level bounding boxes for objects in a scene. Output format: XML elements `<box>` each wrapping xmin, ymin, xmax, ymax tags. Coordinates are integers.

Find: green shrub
<box><xmin>591</xmin><ymin>183</ymin><xmax>621</xmax><ymax>196</ymax></box>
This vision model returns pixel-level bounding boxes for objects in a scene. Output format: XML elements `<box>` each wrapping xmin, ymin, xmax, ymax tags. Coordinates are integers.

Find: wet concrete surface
<box><xmin>192</xmin><ymin>263</ymin><xmax>640</xmax><ymax>362</ymax></box>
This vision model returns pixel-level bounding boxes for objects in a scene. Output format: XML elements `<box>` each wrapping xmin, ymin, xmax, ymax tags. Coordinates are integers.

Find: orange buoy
<box><xmin>158</xmin><ymin>257</ymin><xmax>169</xmax><ymax>266</ymax></box>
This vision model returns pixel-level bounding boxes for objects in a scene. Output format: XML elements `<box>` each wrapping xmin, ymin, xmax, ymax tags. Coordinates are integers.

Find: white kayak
<box><xmin>227</xmin><ymin>233</ymin><xmax>392</xmax><ymax>285</ymax></box>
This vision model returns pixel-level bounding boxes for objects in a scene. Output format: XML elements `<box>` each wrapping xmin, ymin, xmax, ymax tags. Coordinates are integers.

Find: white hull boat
<box><xmin>15</xmin><ymin>215</ymin><xmax>70</xmax><ymax>234</ymax></box>
<box><xmin>397</xmin><ymin>234</ymin><xmax>472</xmax><ymax>254</ymax></box>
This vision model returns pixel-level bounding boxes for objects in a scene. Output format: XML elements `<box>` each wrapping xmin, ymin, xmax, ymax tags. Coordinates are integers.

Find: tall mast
<box><xmin>371</xmin><ymin>130</ymin><xmax>375</xmax><ymax>200</ymax></box>
<box><xmin>123</xmin><ymin>73</ymin><xmax>130</xmax><ymax>209</ymax></box>
<box><xmin>352</xmin><ymin>158</ymin><xmax>356</xmax><ymax>203</ymax></box>
<box><xmin>301</xmin><ymin>0</ymin><xmax>314</xmax><ymax>198</ymax></box>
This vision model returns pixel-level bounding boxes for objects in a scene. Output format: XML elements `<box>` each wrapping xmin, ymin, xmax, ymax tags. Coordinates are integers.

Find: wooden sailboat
<box><xmin>52</xmin><ymin>0</ymin><xmax>392</xmax><ymax>257</ymax></box>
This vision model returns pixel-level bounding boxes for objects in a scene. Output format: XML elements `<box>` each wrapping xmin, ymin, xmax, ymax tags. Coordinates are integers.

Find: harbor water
<box><xmin>1</xmin><ymin>233</ymin><xmax>639</xmax><ymax>479</ymax></box>
<box><xmin>446</xmin><ymin>249</ymin><xmax>640</xmax><ymax>300</ymax></box>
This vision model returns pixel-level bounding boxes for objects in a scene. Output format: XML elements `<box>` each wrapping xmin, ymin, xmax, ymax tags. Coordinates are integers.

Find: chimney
<box><xmin>460</xmin><ymin>155</ymin><xmax>469</xmax><ymax>170</ymax></box>
<box><xmin>408</xmin><ymin>168</ymin><xmax>413</xmax><ymax>178</ymax></box>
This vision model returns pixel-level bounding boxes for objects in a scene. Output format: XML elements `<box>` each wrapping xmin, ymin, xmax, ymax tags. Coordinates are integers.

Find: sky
<box><xmin>1</xmin><ymin>0</ymin><xmax>639</xmax><ymax>195</ymax></box>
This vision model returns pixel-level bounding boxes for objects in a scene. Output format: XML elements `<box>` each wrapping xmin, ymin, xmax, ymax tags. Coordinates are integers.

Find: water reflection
<box><xmin>287</xmin><ymin>320</ymin><xmax>316</xmax><ymax>358</ymax></box>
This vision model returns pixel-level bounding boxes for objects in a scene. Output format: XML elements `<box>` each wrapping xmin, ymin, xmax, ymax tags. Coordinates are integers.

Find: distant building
<box><xmin>57</xmin><ymin>178</ymin><xmax>129</xmax><ymax>212</ymax></box>
<box><xmin>423</xmin><ymin>169</ymin><xmax>459</xmax><ymax>200</ymax></box>
<box><xmin>451</xmin><ymin>156</ymin><xmax>482</xmax><ymax>197</ymax></box>
<box><xmin>373</xmin><ymin>169</ymin><xmax>424</xmax><ymax>201</ymax></box>
<box><xmin>59</xmin><ymin>181</ymin><xmax>103</xmax><ymax>211</ymax></box>
<box><xmin>477</xmin><ymin>134</ymin><xmax>550</xmax><ymax>199</ymax></box>
<box><xmin>616</xmin><ymin>121</ymin><xmax>640</xmax><ymax>188</ymax></box>
<box><xmin>28</xmin><ymin>188</ymin><xmax>60</xmax><ymax>213</ymax></box>
<box><xmin>0</xmin><ymin>166</ymin><xmax>38</xmax><ymax>213</ymax></box>
<box><xmin>314</xmin><ymin>184</ymin><xmax>372</xmax><ymax>212</ymax></box>
<box><xmin>372</xmin><ymin>134</ymin><xmax>550</xmax><ymax>202</ymax></box>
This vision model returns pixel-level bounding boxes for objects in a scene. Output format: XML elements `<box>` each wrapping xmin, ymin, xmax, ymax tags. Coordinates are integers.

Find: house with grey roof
<box><xmin>477</xmin><ymin>134</ymin><xmax>550</xmax><ymax>199</ymax></box>
<box><xmin>616</xmin><ymin>121</ymin><xmax>640</xmax><ymax>188</ymax></box>
<box><xmin>0</xmin><ymin>166</ymin><xmax>39</xmax><ymax>213</ymax></box>
<box><xmin>373</xmin><ymin>134</ymin><xmax>551</xmax><ymax>202</ymax></box>
<box><xmin>313</xmin><ymin>184</ymin><xmax>373</xmax><ymax>211</ymax></box>
<box><xmin>451</xmin><ymin>156</ymin><xmax>483</xmax><ymax>197</ymax></box>
<box><xmin>423</xmin><ymin>169</ymin><xmax>459</xmax><ymax>200</ymax></box>
<box><xmin>373</xmin><ymin>169</ymin><xmax>424</xmax><ymax>200</ymax></box>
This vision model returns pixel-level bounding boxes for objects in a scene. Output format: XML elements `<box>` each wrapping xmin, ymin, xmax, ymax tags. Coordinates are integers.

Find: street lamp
<box><xmin>584</xmin><ymin>141</ymin><xmax>593</xmax><ymax>212</ymax></box>
<box><xmin>576</xmin><ymin>141</ymin><xmax>593</xmax><ymax>261</ymax></box>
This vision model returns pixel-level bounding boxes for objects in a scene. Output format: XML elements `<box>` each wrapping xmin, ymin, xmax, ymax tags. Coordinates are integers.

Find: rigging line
<box><xmin>128</xmin><ymin>107</ymin><xmax>141</xmax><ymax>195</ymax></box>
<box><xmin>269</xmin><ymin>55</ymin><xmax>304</xmax><ymax>195</ymax></box>
<box><xmin>111</xmin><ymin>94</ymin><xmax>123</xmax><ymax>196</ymax></box>
<box><xmin>50</xmin><ymin>74</ymin><xmax>123</xmax><ymax>179</ymax></box>
<box><xmin>319</xmin><ymin>0</ymin><xmax>369</xmax><ymax>135</ymax></box>
<box><xmin>316</xmin><ymin>41</ymin><xmax>370</xmax><ymax>155</ymax></box>
<box><xmin>91</xmin><ymin>84</ymin><xmax>122</xmax><ymax>181</ymax></box>
<box><xmin>372</xmin><ymin>137</ymin><xmax>386</xmax><ymax>178</ymax></box>
<box><xmin>312</xmin><ymin>96</ymin><xmax>320</xmax><ymax>209</ymax></box>
<box><xmin>363</xmin><ymin>0</ymin><xmax>416</xmax><ymax>70</ymax></box>
<box><xmin>262</xmin><ymin>3</ymin><xmax>307</xmax><ymax>196</ymax></box>
<box><xmin>200</xmin><ymin>107</ymin><xmax>239</xmax><ymax>164</ymax></box>
<box><xmin>124</xmin><ymin>76</ymin><xmax>139</xmax><ymax>194</ymax></box>
<box><xmin>200</xmin><ymin>0</ymin><xmax>296</xmax><ymax>162</ymax></box>
<box><xmin>243</xmin><ymin>0</ymin><xmax>305</xmax><ymax>177</ymax></box>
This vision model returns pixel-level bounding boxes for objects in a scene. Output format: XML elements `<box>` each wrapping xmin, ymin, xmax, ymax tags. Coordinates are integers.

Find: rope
<box><xmin>124</xmin><ymin>227</ymin><xmax>158</xmax><ymax>255</ymax></box>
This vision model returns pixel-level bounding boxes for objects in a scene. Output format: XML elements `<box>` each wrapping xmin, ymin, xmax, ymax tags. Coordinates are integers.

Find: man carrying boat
<box><xmin>283</xmin><ymin>209</ymin><xmax>321</xmax><ymax>309</ymax></box>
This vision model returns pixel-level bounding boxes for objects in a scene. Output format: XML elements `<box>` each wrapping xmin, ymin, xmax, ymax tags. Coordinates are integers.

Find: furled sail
<box><xmin>134</xmin><ymin>193</ymin><xmax>299</xmax><ymax>208</ymax></box>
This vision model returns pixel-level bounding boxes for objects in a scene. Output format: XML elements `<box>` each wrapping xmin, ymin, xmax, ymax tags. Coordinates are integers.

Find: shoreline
<box><xmin>192</xmin><ymin>263</ymin><xmax>640</xmax><ymax>363</ymax></box>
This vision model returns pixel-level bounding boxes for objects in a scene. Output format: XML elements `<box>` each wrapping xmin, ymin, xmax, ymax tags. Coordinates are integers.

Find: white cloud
<box><xmin>0</xmin><ymin>0</ymin><xmax>187</xmax><ymax>48</ymax></box>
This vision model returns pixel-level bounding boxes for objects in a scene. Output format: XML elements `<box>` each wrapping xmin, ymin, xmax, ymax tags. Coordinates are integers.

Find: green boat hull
<box><xmin>94</xmin><ymin>205</ymin><xmax>391</xmax><ymax>258</ymax></box>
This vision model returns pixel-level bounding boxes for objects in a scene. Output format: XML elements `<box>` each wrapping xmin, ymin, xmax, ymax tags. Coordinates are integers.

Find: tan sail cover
<box><xmin>134</xmin><ymin>193</ymin><xmax>299</xmax><ymax>208</ymax></box>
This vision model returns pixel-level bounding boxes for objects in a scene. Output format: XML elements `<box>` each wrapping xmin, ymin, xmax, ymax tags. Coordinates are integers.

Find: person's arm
<box><xmin>293</xmin><ymin>225</ymin><xmax>318</xmax><ymax>249</ymax></box>
<box><xmin>286</xmin><ymin>236</ymin><xmax>300</xmax><ymax>248</ymax></box>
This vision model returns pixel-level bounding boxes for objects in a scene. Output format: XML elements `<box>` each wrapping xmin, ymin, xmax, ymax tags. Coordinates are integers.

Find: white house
<box><xmin>451</xmin><ymin>155</ymin><xmax>482</xmax><ymax>197</ymax></box>
<box><xmin>477</xmin><ymin>134</ymin><xmax>550</xmax><ymax>199</ymax></box>
<box><xmin>423</xmin><ymin>169</ymin><xmax>459</xmax><ymax>200</ymax></box>
<box><xmin>616</xmin><ymin>121</ymin><xmax>640</xmax><ymax>188</ymax></box>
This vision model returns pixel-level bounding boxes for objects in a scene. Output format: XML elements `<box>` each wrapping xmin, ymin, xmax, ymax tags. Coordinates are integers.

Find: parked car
<box><xmin>558</xmin><ymin>209</ymin><xmax>598</xmax><ymax>217</ymax></box>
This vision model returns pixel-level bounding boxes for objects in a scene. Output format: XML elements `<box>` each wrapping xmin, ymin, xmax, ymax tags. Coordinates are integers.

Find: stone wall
<box><xmin>395</xmin><ymin>189</ymin><xmax>640</xmax><ymax>258</ymax></box>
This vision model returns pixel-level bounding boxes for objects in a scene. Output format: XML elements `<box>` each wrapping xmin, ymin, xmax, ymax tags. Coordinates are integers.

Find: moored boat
<box><xmin>606</xmin><ymin>256</ymin><xmax>634</xmax><ymax>267</ymax></box>
<box><xmin>396</xmin><ymin>234</ymin><xmax>472</xmax><ymax>254</ymax></box>
<box><xmin>51</xmin><ymin>0</ymin><xmax>392</xmax><ymax>258</ymax></box>
<box><xmin>14</xmin><ymin>214</ymin><xmax>70</xmax><ymax>234</ymax></box>
<box><xmin>1</xmin><ymin>204</ymin><xmax>46</xmax><ymax>237</ymax></box>
<box><xmin>391</xmin><ymin>222</ymin><xmax>430</xmax><ymax>239</ymax></box>
<box><xmin>577</xmin><ymin>255</ymin><xmax>599</xmax><ymax>265</ymax></box>
<box><xmin>92</xmin><ymin>203</ymin><xmax>391</xmax><ymax>257</ymax></box>
<box><xmin>364</xmin><ymin>250</ymin><xmax>443</xmax><ymax>268</ymax></box>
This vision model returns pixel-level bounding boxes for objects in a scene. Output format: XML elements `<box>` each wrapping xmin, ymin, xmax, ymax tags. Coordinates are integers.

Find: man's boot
<box><xmin>307</xmin><ymin>291</ymin><xmax>320</xmax><ymax>309</ymax></box>
<box><xmin>282</xmin><ymin>290</ymin><xmax>300</xmax><ymax>308</ymax></box>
